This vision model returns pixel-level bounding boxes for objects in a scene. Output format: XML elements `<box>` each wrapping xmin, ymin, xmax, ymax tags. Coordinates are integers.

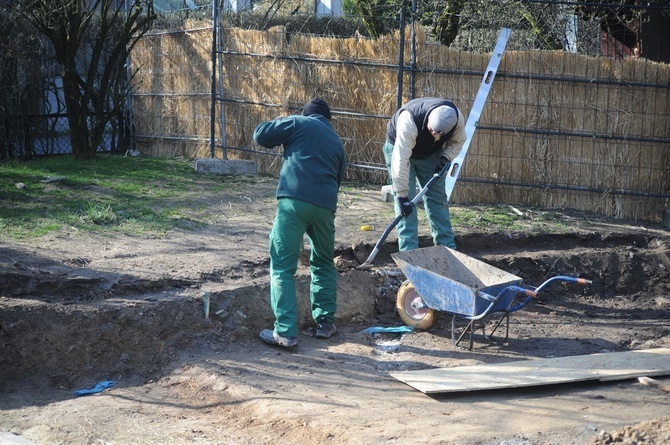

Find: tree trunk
<box><xmin>434</xmin><ymin>0</ymin><xmax>465</xmax><ymax>47</ymax></box>
<box><xmin>17</xmin><ymin>0</ymin><xmax>156</xmax><ymax>161</ymax></box>
<box><xmin>61</xmin><ymin>70</ymin><xmax>94</xmax><ymax>160</ymax></box>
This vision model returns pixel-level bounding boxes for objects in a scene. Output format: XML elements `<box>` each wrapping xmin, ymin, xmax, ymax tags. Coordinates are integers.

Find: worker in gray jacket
<box><xmin>253</xmin><ymin>98</ymin><xmax>346</xmax><ymax>348</ymax></box>
<box><xmin>383</xmin><ymin>97</ymin><xmax>466</xmax><ymax>251</ymax></box>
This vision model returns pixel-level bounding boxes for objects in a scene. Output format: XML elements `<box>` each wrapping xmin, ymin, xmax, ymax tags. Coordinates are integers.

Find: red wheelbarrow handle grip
<box><xmin>506</xmin><ymin>285</ymin><xmax>538</xmax><ymax>298</ymax></box>
<box><xmin>523</xmin><ymin>289</ymin><xmax>538</xmax><ymax>298</ymax></box>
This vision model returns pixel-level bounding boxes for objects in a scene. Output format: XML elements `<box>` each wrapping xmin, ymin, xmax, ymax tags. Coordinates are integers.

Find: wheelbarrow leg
<box><xmin>452</xmin><ymin>316</ymin><xmax>476</xmax><ymax>350</ymax></box>
<box><xmin>469</xmin><ymin>321</ymin><xmax>474</xmax><ymax>350</ymax></box>
<box><xmin>484</xmin><ymin>312</ymin><xmax>511</xmax><ymax>342</ymax></box>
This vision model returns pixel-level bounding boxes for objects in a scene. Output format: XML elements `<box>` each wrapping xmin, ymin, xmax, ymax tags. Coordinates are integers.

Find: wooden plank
<box><xmin>390</xmin><ymin>348</ymin><xmax>670</xmax><ymax>394</ymax></box>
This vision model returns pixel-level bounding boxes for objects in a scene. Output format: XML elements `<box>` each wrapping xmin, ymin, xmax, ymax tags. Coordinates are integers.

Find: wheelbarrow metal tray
<box><xmin>391</xmin><ymin>246</ymin><xmax>523</xmax><ymax>318</ymax></box>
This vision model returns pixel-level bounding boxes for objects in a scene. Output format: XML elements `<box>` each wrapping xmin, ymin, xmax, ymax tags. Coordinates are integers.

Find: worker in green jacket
<box><xmin>253</xmin><ymin>98</ymin><xmax>346</xmax><ymax>348</ymax></box>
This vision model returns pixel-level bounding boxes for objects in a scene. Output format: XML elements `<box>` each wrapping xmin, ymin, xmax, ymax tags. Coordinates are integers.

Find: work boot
<box><xmin>259</xmin><ymin>329</ymin><xmax>298</xmax><ymax>348</ymax></box>
<box><xmin>315</xmin><ymin>322</ymin><xmax>337</xmax><ymax>339</ymax></box>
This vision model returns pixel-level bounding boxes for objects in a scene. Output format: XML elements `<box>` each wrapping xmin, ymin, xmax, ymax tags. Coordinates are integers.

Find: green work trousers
<box><xmin>269</xmin><ymin>198</ymin><xmax>337</xmax><ymax>337</ymax></box>
<box><xmin>383</xmin><ymin>141</ymin><xmax>456</xmax><ymax>251</ymax></box>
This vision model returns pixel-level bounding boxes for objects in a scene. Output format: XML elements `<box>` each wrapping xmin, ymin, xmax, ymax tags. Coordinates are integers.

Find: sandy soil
<box><xmin>1</xmin><ymin>177</ymin><xmax>669</xmax><ymax>445</ymax></box>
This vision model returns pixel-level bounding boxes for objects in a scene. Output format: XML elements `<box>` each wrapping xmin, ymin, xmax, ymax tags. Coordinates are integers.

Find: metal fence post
<box><xmin>396</xmin><ymin>0</ymin><xmax>406</xmax><ymax>111</ymax></box>
<box><xmin>409</xmin><ymin>0</ymin><xmax>416</xmax><ymax>100</ymax></box>
<box><xmin>210</xmin><ymin>0</ymin><xmax>218</xmax><ymax>158</ymax></box>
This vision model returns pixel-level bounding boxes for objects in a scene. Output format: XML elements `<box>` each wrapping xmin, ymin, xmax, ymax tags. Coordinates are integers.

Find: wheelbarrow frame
<box><xmin>391</xmin><ymin>246</ymin><xmax>592</xmax><ymax>349</ymax></box>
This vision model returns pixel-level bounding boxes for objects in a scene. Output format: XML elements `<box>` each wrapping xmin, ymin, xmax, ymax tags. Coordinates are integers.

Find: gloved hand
<box><xmin>434</xmin><ymin>156</ymin><xmax>451</xmax><ymax>174</ymax></box>
<box><xmin>397</xmin><ymin>197</ymin><xmax>413</xmax><ymax>217</ymax></box>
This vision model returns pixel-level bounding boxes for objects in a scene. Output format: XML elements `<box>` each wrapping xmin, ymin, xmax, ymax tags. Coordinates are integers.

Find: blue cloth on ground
<box><xmin>359</xmin><ymin>326</ymin><xmax>414</xmax><ymax>334</ymax></box>
<box><xmin>75</xmin><ymin>380</ymin><xmax>118</xmax><ymax>396</ymax></box>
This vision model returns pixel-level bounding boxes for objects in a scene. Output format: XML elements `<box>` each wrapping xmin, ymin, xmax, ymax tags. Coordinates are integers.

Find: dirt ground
<box><xmin>1</xmin><ymin>176</ymin><xmax>670</xmax><ymax>445</ymax></box>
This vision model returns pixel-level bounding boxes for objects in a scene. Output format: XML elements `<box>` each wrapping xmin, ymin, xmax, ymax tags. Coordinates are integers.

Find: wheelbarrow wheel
<box><xmin>396</xmin><ymin>280</ymin><xmax>435</xmax><ymax>330</ymax></box>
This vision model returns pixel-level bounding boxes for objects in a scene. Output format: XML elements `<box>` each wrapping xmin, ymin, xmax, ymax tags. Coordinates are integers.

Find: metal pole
<box><xmin>209</xmin><ymin>0</ymin><xmax>218</xmax><ymax>158</ymax></box>
<box><xmin>124</xmin><ymin>0</ymin><xmax>135</xmax><ymax>152</ymax></box>
<box><xmin>217</xmin><ymin>0</ymin><xmax>226</xmax><ymax>158</ymax></box>
<box><xmin>409</xmin><ymin>0</ymin><xmax>416</xmax><ymax>100</ymax></box>
<box><xmin>396</xmin><ymin>0</ymin><xmax>406</xmax><ymax>111</ymax></box>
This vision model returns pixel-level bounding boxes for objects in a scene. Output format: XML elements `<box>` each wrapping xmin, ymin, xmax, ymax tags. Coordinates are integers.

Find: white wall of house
<box><xmin>153</xmin><ymin>0</ymin><xmax>197</xmax><ymax>12</ymax></box>
<box><xmin>315</xmin><ymin>0</ymin><xmax>342</xmax><ymax>16</ymax></box>
<box><xmin>223</xmin><ymin>0</ymin><xmax>251</xmax><ymax>12</ymax></box>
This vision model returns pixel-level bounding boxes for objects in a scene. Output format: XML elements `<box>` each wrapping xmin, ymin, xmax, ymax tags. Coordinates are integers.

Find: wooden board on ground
<box><xmin>390</xmin><ymin>348</ymin><xmax>670</xmax><ymax>394</ymax></box>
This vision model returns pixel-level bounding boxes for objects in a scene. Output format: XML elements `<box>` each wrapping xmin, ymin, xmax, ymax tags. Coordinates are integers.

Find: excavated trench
<box><xmin>1</xmin><ymin>232</ymin><xmax>669</xmax><ymax>386</ymax></box>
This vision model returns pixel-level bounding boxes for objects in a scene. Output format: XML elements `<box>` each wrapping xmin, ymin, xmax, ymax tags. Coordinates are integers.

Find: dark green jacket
<box><xmin>253</xmin><ymin>114</ymin><xmax>346</xmax><ymax>212</ymax></box>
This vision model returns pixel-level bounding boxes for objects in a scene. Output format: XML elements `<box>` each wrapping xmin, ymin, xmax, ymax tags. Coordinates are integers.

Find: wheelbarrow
<box><xmin>391</xmin><ymin>246</ymin><xmax>592</xmax><ymax>349</ymax></box>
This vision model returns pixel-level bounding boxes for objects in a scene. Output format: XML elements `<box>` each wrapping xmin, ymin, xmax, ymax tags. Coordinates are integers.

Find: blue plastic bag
<box><xmin>75</xmin><ymin>380</ymin><xmax>118</xmax><ymax>396</ymax></box>
<box><xmin>359</xmin><ymin>326</ymin><xmax>414</xmax><ymax>334</ymax></box>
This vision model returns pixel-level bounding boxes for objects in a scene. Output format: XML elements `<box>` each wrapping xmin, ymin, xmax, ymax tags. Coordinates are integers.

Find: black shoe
<box><xmin>315</xmin><ymin>322</ymin><xmax>337</xmax><ymax>339</ymax></box>
<box><xmin>259</xmin><ymin>329</ymin><xmax>298</xmax><ymax>347</ymax></box>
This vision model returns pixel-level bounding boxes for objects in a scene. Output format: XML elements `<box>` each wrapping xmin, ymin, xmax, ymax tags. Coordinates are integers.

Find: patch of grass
<box><xmin>0</xmin><ymin>155</ymin><xmax>580</xmax><ymax>241</ymax></box>
<box><xmin>80</xmin><ymin>203</ymin><xmax>119</xmax><ymax>226</ymax></box>
<box><xmin>451</xmin><ymin>204</ymin><xmax>579</xmax><ymax>234</ymax></box>
<box><xmin>0</xmin><ymin>154</ymin><xmax>260</xmax><ymax>239</ymax></box>
<box><xmin>452</xmin><ymin>206</ymin><xmax>525</xmax><ymax>231</ymax></box>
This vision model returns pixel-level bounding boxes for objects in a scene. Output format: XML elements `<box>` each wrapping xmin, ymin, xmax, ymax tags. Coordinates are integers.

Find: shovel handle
<box><xmin>356</xmin><ymin>166</ymin><xmax>450</xmax><ymax>269</ymax></box>
<box><xmin>355</xmin><ymin>214</ymin><xmax>403</xmax><ymax>269</ymax></box>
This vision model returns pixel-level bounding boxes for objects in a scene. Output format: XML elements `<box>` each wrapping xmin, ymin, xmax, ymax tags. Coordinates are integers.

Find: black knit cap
<box><xmin>302</xmin><ymin>98</ymin><xmax>332</xmax><ymax>120</ymax></box>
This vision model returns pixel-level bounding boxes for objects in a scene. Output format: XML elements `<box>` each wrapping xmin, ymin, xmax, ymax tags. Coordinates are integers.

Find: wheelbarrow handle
<box><xmin>534</xmin><ymin>275</ymin><xmax>592</xmax><ymax>293</ymax></box>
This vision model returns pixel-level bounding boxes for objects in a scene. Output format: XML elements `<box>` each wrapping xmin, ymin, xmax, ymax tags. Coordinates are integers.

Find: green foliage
<box><xmin>432</xmin><ymin>0</ymin><xmax>465</xmax><ymax>46</ymax></box>
<box><xmin>342</xmin><ymin>0</ymin><xmax>360</xmax><ymax>16</ymax></box>
<box><xmin>353</xmin><ymin>0</ymin><xmax>395</xmax><ymax>38</ymax></box>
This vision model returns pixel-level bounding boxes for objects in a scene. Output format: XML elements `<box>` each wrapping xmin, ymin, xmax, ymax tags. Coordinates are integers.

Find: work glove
<box><xmin>397</xmin><ymin>196</ymin><xmax>413</xmax><ymax>217</ymax></box>
<box><xmin>434</xmin><ymin>156</ymin><xmax>451</xmax><ymax>174</ymax></box>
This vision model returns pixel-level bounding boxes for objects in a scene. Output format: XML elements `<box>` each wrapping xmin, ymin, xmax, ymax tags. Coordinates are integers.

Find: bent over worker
<box><xmin>382</xmin><ymin>97</ymin><xmax>466</xmax><ymax>251</ymax></box>
<box><xmin>253</xmin><ymin>98</ymin><xmax>346</xmax><ymax>348</ymax></box>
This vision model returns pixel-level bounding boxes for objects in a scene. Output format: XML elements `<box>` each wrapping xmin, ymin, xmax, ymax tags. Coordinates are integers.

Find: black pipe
<box><xmin>213</xmin><ymin>144</ymin><xmax>669</xmax><ymax>199</ymax></box>
<box><xmin>460</xmin><ymin>177</ymin><xmax>670</xmax><ymax>199</ymax></box>
<box><xmin>475</xmin><ymin>125</ymin><xmax>670</xmax><ymax>145</ymax></box>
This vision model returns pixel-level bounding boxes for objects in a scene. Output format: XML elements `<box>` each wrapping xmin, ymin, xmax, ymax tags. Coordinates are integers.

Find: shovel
<box><xmin>355</xmin><ymin>161</ymin><xmax>452</xmax><ymax>270</ymax></box>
